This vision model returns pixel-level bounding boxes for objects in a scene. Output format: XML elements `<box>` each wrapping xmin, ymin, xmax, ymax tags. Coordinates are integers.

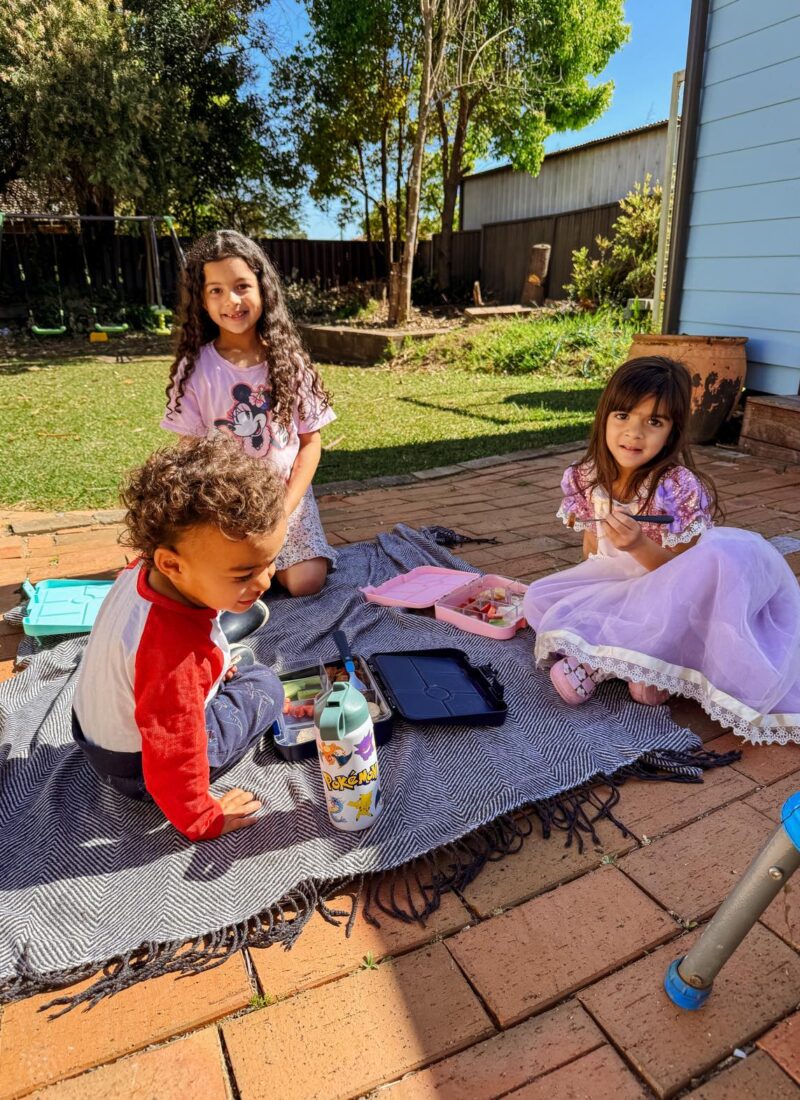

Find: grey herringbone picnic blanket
<box><xmin>0</xmin><ymin>525</ymin><xmax>713</xmax><ymax>1004</ymax></box>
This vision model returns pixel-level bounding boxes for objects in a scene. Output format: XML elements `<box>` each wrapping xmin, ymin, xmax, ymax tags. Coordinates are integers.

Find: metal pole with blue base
<box><xmin>664</xmin><ymin>792</ymin><xmax>800</xmax><ymax>1010</ymax></box>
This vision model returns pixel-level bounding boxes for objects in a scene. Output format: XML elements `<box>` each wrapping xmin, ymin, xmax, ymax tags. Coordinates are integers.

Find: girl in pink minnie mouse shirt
<box><xmin>162</xmin><ymin>230</ymin><xmax>336</xmax><ymax>598</ymax></box>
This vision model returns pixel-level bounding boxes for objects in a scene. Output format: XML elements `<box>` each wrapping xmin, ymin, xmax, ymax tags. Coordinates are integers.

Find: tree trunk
<box><xmin>379</xmin><ymin>119</ymin><xmax>393</xmax><ymax>261</ymax></box>
<box><xmin>357</xmin><ymin>140</ymin><xmax>378</xmax><ymax>284</ymax></box>
<box><xmin>391</xmin><ymin>2</ymin><xmax>436</xmax><ymax>326</ymax></box>
<box><xmin>70</xmin><ymin>164</ymin><xmax>115</xmax><ymax>219</ymax></box>
<box><xmin>436</xmin><ymin>88</ymin><xmax>470</xmax><ymax>293</ymax></box>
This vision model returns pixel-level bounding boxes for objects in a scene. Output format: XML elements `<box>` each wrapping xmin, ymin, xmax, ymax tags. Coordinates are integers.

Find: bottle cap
<box><xmin>317</xmin><ymin>681</ymin><xmax>370</xmax><ymax>741</ymax></box>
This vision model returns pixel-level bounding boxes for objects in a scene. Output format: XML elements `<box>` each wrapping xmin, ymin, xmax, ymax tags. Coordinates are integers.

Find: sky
<box><xmin>264</xmin><ymin>0</ymin><xmax>694</xmax><ymax>238</ymax></box>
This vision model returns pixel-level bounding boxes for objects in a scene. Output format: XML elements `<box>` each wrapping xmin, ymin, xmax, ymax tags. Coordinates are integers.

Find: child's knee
<box><xmin>280</xmin><ymin>559</ymin><xmax>329</xmax><ymax>597</ymax></box>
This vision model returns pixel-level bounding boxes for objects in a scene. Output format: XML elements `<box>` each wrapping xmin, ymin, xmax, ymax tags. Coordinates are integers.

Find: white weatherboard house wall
<box><xmin>677</xmin><ymin>0</ymin><xmax>800</xmax><ymax>395</ymax></box>
<box><xmin>461</xmin><ymin>123</ymin><xmax>667</xmax><ymax>231</ymax></box>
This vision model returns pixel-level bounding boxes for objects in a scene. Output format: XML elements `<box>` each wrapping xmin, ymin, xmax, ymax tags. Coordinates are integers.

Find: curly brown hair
<box><xmin>580</xmin><ymin>356</ymin><xmax>721</xmax><ymax>519</ymax></box>
<box><xmin>164</xmin><ymin>229</ymin><xmax>331</xmax><ymax>429</ymax></box>
<box><xmin>119</xmin><ymin>437</ymin><xmax>286</xmax><ymax>564</ymax></box>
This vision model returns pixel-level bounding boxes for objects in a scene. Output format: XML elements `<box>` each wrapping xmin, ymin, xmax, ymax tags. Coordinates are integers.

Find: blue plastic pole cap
<box><xmin>781</xmin><ymin>791</ymin><xmax>800</xmax><ymax>854</ymax></box>
<box><xmin>664</xmin><ymin>958</ymin><xmax>711</xmax><ymax>1010</ymax></box>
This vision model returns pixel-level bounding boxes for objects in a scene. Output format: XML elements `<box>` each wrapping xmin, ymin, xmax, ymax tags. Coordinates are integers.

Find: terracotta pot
<box><xmin>628</xmin><ymin>334</ymin><xmax>748</xmax><ymax>444</ymax></box>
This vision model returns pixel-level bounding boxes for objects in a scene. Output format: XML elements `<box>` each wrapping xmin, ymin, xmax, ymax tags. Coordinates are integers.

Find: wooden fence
<box><xmin>421</xmin><ymin>200</ymin><xmax>621</xmax><ymax>303</ymax></box>
<box><xmin>0</xmin><ymin>229</ymin><xmax>405</xmax><ymax>318</ymax></box>
<box><xmin>0</xmin><ymin>201</ymin><xmax>619</xmax><ymax>317</ymax></box>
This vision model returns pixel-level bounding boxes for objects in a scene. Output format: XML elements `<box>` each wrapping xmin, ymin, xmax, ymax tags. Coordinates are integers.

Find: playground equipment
<box><xmin>1</xmin><ymin>212</ymin><xmax>67</xmax><ymax>335</ymax></box>
<box><xmin>0</xmin><ymin>213</ymin><xmax>185</xmax><ymax>338</ymax></box>
<box><xmin>664</xmin><ymin>791</ymin><xmax>800</xmax><ymax>1009</ymax></box>
<box><xmin>78</xmin><ymin>225</ymin><xmax>128</xmax><ymax>334</ymax></box>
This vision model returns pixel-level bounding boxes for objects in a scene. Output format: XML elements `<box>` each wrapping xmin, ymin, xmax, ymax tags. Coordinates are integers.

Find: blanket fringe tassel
<box><xmin>0</xmin><ymin>746</ymin><xmax>740</xmax><ymax>1016</ymax></box>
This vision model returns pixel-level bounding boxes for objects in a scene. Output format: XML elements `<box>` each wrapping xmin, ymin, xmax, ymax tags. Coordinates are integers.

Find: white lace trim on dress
<box><xmin>662</xmin><ymin>518</ymin><xmax>712</xmax><ymax>547</ymax></box>
<box><xmin>556</xmin><ymin>503</ymin><xmax>594</xmax><ymax>532</ymax></box>
<box><xmin>534</xmin><ymin>629</ymin><xmax>800</xmax><ymax>747</ymax></box>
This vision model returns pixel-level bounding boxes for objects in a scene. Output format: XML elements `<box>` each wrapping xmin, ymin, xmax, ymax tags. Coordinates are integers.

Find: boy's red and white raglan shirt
<box><xmin>72</xmin><ymin>562</ymin><xmax>230</xmax><ymax>840</ymax></box>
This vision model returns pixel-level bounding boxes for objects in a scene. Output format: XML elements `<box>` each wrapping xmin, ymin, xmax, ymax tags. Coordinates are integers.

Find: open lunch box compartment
<box><xmin>21</xmin><ymin>578</ymin><xmax>114</xmax><ymax>638</ymax></box>
<box><xmin>272</xmin><ymin>648</ymin><xmax>507</xmax><ymax>761</ymax></box>
<box><xmin>360</xmin><ymin>568</ymin><xmax>528</xmax><ymax>640</ymax></box>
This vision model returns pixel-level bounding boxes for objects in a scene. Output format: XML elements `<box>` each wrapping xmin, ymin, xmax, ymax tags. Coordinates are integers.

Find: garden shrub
<box><xmin>565</xmin><ymin>177</ymin><xmax>661</xmax><ymax>306</ymax></box>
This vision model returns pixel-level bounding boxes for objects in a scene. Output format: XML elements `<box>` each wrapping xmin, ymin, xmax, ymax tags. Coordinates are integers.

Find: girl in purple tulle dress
<box><xmin>523</xmin><ymin>356</ymin><xmax>800</xmax><ymax>746</ymax></box>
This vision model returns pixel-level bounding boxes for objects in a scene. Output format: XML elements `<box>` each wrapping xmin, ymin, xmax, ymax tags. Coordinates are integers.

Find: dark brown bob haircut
<box><xmin>120</xmin><ymin>436</ymin><xmax>286</xmax><ymax>564</ymax></box>
<box><xmin>580</xmin><ymin>356</ymin><xmax>720</xmax><ymax>518</ymax></box>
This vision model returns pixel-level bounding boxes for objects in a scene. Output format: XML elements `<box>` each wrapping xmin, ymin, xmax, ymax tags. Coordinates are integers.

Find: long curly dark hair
<box><xmin>580</xmin><ymin>356</ymin><xmax>721</xmax><ymax>519</ymax></box>
<box><xmin>164</xmin><ymin>230</ymin><xmax>330</xmax><ymax>430</ymax></box>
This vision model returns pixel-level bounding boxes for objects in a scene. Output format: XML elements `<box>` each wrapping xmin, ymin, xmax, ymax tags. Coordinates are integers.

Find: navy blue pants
<box><xmin>73</xmin><ymin>664</ymin><xmax>284</xmax><ymax>800</ymax></box>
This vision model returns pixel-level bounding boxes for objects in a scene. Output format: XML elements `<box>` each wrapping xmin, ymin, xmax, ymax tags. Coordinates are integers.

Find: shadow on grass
<box><xmin>397</xmin><ymin>387</ymin><xmax>603</xmax><ymax>428</ymax></box>
<box><xmin>318</xmin><ymin>422</ymin><xmax>591</xmax><ymax>484</ymax></box>
<box><xmin>0</xmin><ymin>334</ymin><xmax>173</xmax><ymax>373</ymax></box>
<box><xmin>504</xmin><ymin>387</ymin><xmax>603</xmax><ymax>412</ymax></box>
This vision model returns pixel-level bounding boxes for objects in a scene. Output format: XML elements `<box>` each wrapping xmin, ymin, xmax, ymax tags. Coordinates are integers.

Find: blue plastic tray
<box><xmin>22</xmin><ymin>578</ymin><xmax>113</xmax><ymax>637</ymax></box>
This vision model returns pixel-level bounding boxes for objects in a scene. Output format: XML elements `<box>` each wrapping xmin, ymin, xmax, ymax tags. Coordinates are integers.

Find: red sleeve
<box><xmin>133</xmin><ymin>605</ymin><xmax>225</xmax><ymax>841</ymax></box>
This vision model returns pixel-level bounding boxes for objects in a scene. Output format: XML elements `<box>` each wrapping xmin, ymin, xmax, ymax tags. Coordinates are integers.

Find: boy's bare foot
<box><xmin>218</xmin><ymin>787</ymin><xmax>263</xmax><ymax>833</ymax></box>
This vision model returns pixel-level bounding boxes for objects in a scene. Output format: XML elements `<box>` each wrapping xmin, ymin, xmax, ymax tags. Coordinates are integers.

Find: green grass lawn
<box><xmin>0</xmin><ymin>354</ymin><xmax>601</xmax><ymax>511</ymax></box>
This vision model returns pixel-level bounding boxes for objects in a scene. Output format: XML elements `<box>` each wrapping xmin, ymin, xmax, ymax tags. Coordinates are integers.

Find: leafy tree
<box><xmin>433</xmin><ymin>0</ymin><xmax>629</xmax><ymax>291</ymax></box>
<box><xmin>2</xmin><ymin>0</ymin><xmax>152</xmax><ymax>216</ymax></box>
<box><xmin>271</xmin><ymin>0</ymin><xmax>416</xmax><ymax>284</ymax></box>
<box><xmin>0</xmin><ymin>0</ymin><xmax>300</xmax><ymax>233</ymax></box>
<box><xmin>273</xmin><ymin>0</ymin><xmax>627</xmax><ymax>323</ymax></box>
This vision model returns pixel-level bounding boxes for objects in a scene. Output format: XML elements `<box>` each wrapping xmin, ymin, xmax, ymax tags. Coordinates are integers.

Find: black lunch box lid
<box><xmin>367</xmin><ymin>648</ymin><xmax>507</xmax><ymax>726</ymax></box>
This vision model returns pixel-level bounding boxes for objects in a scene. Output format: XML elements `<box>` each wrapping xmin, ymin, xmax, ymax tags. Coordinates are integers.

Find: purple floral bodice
<box><xmin>557</xmin><ymin>463</ymin><xmax>714</xmax><ymax>550</ymax></box>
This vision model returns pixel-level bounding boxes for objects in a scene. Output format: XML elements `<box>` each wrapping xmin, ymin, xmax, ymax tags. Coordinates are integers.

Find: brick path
<box><xmin>1</xmin><ymin>445</ymin><xmax>799</xmax><ymax>1100</ymax></box>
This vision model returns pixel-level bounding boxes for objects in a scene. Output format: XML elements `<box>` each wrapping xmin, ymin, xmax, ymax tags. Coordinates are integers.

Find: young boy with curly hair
<box><xmin>72</xmin><ymin>437</ymin><xmax>288</xmax><ymax>842</ymax></box>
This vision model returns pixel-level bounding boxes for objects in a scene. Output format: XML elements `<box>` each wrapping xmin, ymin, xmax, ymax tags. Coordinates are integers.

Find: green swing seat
<box><xmin>93</xmin><ymin>320</ymin><xmax>129</xmax><ymax>334</ymax></box>
<box><xmin>30</xmin><ymin>323</ymin><xmax>68</xmax><ymax>336</ymax></box>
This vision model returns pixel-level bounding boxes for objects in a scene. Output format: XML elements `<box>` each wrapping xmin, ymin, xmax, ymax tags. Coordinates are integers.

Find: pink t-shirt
<box><xmin>161</xmin><ymin>342</ymin><xmax>335</xmax><ymax>481</ymax></box>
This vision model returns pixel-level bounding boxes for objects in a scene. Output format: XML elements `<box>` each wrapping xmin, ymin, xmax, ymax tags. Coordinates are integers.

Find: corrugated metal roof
<box><xmin>465</xmin><ymin>120</ymin><xmax>669</xmax><ymax>182</ymax></box>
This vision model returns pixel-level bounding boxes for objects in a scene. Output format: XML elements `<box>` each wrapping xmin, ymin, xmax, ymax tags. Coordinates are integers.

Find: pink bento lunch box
<box><xmin>361</xmin><ymin>567</ymin><xmax>528</xmax><ymax>640</ymax></box>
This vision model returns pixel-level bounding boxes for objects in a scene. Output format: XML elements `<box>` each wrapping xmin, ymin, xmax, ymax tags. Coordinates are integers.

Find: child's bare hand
<box><xmin>218</xmin><ymin>788</ymin><xmax>262</xmax><ymax>834</ymax></box>
<box><xmin>601</xmin><ymin>509</ymin><xmax>645</xmax><ymax>553</ymax></box>
<box><xmin>224</xmin><ymin>666</ymin><xmax>238</xmax><ymax>681</ymax></box>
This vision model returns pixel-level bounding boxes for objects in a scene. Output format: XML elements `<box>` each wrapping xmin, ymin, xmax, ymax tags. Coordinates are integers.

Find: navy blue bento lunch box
<box><xmin>271</xmin><ymin>648</ymin><xmax>507</xmax><ymax>761</ymax></box>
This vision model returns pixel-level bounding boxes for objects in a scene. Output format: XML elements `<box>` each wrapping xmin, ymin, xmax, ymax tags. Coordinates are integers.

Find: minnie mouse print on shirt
<box><xmin>213</xmin><ymin>382</ymin><xmax>289</xmax><ymax>454</ymax></box>
<box><xmin>162</xmin><ymin>342</ymin><xmax>334</xmax><ymax>482</ymax></box>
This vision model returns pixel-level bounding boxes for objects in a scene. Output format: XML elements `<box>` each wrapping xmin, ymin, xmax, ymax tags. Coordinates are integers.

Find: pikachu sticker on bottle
<box><xmin>315</xmin><ymin>681</ymin><xmax>382</xmax><ymax>832</ymax></box>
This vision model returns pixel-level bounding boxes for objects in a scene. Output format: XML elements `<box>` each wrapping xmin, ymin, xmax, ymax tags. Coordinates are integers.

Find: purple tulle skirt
<box><xmin>524</xmin><ymin>528</ymin><xmax>800</xmax><ymax>745</ymax></box>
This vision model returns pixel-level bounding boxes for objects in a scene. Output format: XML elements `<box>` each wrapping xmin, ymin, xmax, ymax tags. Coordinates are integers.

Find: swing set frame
<box><xmin>0</xmin><ymin>213</ymin><xmax>185</xmax><ymax>338</ymax></box>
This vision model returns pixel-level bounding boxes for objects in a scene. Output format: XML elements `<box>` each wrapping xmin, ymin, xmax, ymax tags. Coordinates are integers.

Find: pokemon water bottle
<box><xmin>315</xmin><ymin>681</ymin><xmax>381</xmax><ymax>832</ymax></box>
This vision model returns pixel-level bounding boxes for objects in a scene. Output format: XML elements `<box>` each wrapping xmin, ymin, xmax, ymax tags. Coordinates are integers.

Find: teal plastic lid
<box><xmin>22</xmin><ymin>578</ymin><xmax>113</xmax><ymax>637</ymax></box>
<box><xmin>317</xmin><ymin>681</ymin><xmax>369</xmax><ymax>741</ymax></box>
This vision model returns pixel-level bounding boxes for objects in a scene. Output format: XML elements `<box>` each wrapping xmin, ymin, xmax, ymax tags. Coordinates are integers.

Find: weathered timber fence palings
<box><xmin>1</xmin><ymin>201</ymin><xmax>619</xmax><ymax>317</ymax></box>
<box><xmin>425</xmin><ymin>200</ymin><xmax>621</xmax><ymax>303</ymax></box>
<box><xmin>0</xmin><ymin>232</ymin><xmax>416</xmax><ymax>316</ymax></box>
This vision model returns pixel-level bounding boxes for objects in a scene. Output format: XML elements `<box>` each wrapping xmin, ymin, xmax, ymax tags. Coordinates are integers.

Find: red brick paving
<box><xmin>683</xmin><ymin>1050</ymin><xmax>800</xmax><ymax>1099</ymax></box>
<box><xmin>223</xmin><ymin>944</ymin><xmax>494</xmax><ymax>1100</ymax></box>
<box><xmin>1</xmin><ymin>444</ymin><xmax>799</xmax><ymax>1098</ymax></box>
<box><xmin>0</xmin><ymin>956</ymin><xmax>251</xmax><ymax>1100</ymax></box>
<box><xmin>619</xmin><ymin>801</ymin><xmax>775</xmax><ymax>923</ymax></box>
<box><xmin>578</xmin><ymin>923</ymin><xmax>800</xmax><ymax>1098</ymax></box>
<box><xmin>448</xmin><ymin>867</ymin><xmax>676</xmax><ymax>1027</ymax></box>
<box><xmin>503</xmin><ymin>1045</ymin><xmax>650</xmax><ymax>1100</ymax></box>
<box><xmin>30</xmin><ymin>1029</ymin><xmax>231</xmax><ymax>1100</ymax></box>
<box><xmin>378</xmin><ymin>1001</ymin><xmax>603</xmax><ymax>1100</ymax></box>
<box><xmin>757</xmin><ymin>1010</ymin><xmax>800</xmax><ymax>1086</ymax></box>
